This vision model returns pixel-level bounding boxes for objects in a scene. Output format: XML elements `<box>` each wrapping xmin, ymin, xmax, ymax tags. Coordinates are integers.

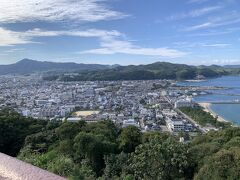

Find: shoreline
<box><xmin>198</xmin><ymin>102</ymin><xmax>228</xmax><ymax>123</ymax></box>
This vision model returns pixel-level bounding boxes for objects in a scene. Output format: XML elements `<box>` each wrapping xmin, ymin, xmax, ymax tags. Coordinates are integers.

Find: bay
<box><xmin>178</xmin><ymin>76</ymin><xmax>240</xmax><ymax>125</ymax></box>
<box><xmin>210</xmin><ymin>103</ymin><xmax>240</xmax><ymax>125</ymax></box>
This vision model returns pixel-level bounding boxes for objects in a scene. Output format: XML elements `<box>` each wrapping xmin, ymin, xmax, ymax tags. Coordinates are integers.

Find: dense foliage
<box><xmin>180</xmin><ymin>106</ymin><xmax>231</xmax><ymax>128</ymax></box>
<box><xmin>0</xmin><ymin>109</ymin><xmax>239</xmax><ymax>179</ymax></box>
<box><xmin>0</xmin><ymin>108</ymin><xmax>59</xmax><ymax>156</ymax></box>
<box><xmin>190</xmin><ymin>128</ymin><xmax>240</xmax><ymax>180</ymax></box>
<box><xmin>44</xmin><ymin>62</ymin><xmax>234</xmax><ymax>81</ymax></box>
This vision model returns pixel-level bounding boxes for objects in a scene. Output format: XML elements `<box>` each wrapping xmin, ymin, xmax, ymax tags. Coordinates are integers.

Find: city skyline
<box><xmin>0</xmin><ymin>0</ymin><xmax>240</xmax><ymax>65</ymax></box>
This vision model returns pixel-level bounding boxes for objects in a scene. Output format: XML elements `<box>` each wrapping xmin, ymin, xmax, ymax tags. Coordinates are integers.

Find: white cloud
<box><xmin>190</xmin><ymin>6</ymin><xmax>222</xmax><ymax>17</ymax></box>
<box><xmin>188</xmin><ymin>0</ymin><xmax>209</xmax><ymax>3</ymax></box>
<box><xmin>186</xmin><ymin>22</ymin><xmax>213</xmax><ymax>31</ymax></box>
<box><xmin>173</xmin><ymin>42</ymin><xmax>231</xmax><ymax>48</ymax></box>
<box><xmin>82</xmin><ymin>46</ymin><xmax>187</xmax><ymax>58</ymax></box>
<box><xmin>189</xmin><ymin>0</ymin><xmax>237</xmax><ymax>4</ymax></box>
<box><xmin>3</xmin><ymin>48</ymin><xmax>25</xmax><ymax>53</ymax></box>
<box><xmin>201</xmin><ymin>43</ymin><xmax>230</xmax><ymax>47</ymax></box>
<box><xmin>0</xmin><ymin>28</ymin><xmax>31</xmax><ymax>46</ymax></box>
<box><xmin>167</xmin><ymin>6</ymin><xmax>222</xmax><ymax>21</ymax></box>
<box><xmin>25</xmin><ymin>28</ymin><xmax>122</xmax><ymax>38</ymax></box>
<box><xmin>0</xmin><ymin>27</ymin><xmax>187</xmax><ymax>58</ymax></box>
<box><xmin>0</xmin><ymin>27</ymin><xmax>122</xmax><ymax>46</ymax></box>
<box><xmin>0</xmin><ymin>0</ymin><xmax>127</xmax><ymax>23</ymax></box>
<box><xmin>80</xmin><ymin>35</ymin><xmax>187</xmax><ymax>58</ymax></box>
<box><xmin>185</xmin><ymin>12</ymin><xmax>240</xmax><ymax>31</ymax></box>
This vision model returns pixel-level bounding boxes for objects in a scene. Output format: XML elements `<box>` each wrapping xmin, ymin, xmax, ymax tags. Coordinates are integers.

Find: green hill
<box><xmin>53</xmin><ymin>62</ymin><xmax>234</xmax><ymax>81</ymax></box>
<box><xmin>0</xmin><ymin>59</ymin><xmax>112</xmax><ymax>75</ymax></box>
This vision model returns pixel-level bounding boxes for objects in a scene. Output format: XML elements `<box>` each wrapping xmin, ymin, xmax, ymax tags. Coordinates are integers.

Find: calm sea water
<box><xmin>178</xmin><ymin>76</ymin><xmax>240</xmax><ymax>125</ymax></box>
<box><xmin>210</xmin><ymin>104</ymin><xmax>240</xmax><ymax>125</ymax></box>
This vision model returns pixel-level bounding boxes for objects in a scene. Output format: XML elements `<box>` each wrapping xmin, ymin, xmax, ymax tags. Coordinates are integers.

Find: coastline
<box><xmin>198</xmin><ymin>102</ymin><xmax>228</xmax><ymax>123</ymax></box>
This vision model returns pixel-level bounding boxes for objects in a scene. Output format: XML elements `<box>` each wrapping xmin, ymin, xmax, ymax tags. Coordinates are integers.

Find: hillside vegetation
<box><xmin>180</xmin><ymin>107</ymin><xmax>231</xmax><ymax>128</ymax></box>
<box><xmin>0</xmin><ymin>109</ymin><xmax>239</xmax><ymax>179</ymax></box>
<box><xmin>45</xmin><ymin>62</ymin><xmax>239</xmax><ymax>81</ymax></box>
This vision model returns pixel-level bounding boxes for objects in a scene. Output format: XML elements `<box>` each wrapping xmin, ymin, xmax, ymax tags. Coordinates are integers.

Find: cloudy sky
<box><xmin>0</xmin><ymin>0</ymin><xmax>240</xmax><ymax>65</ymax></box>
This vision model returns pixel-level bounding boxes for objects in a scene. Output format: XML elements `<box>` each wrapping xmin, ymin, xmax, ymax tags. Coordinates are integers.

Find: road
<box><xmin>176</xmin><ymin>108</ymin><xmax>207</xmax><ymax>133</ymax></box>
<box><xmin>164</xmin><ymin>95</ymin><xmax>207</xmax><ymax>133</ymax></box>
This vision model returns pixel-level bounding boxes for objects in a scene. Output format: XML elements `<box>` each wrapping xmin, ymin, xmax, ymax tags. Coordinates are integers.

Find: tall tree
<box><xmin>118</xmin><ymin>126</ymin><xmax>142</xmax><ymax>153</ymax></box>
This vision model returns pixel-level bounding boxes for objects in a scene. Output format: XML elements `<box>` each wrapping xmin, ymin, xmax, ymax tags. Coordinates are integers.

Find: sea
<box><xmin>178</xmin><ymin>76</ymin><xmax>240</xmax><ymax>125</ymax></box>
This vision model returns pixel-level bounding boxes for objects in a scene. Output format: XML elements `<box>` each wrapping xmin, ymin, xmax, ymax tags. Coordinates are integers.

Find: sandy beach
<box><xmin>198</xmin><ymin>102</ymin><xmax>228</xmax><ymax>123</ymax></box>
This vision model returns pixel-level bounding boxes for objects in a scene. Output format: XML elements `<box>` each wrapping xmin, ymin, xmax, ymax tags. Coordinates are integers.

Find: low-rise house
<box><xmin>122</xmin><ymin>119</ymin><xmax>140</xmax><ymax>128</ymax></box>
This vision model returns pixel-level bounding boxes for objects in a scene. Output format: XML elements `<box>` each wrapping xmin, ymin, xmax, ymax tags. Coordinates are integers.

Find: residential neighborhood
<box><xmin>0</xmin><ymin>74</ymin><xmax>205</xmax><ymax>134</ymax></box>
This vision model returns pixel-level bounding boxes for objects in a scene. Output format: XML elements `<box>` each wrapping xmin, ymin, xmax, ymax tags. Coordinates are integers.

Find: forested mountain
<box><xmin>0</xmin><ymin>109</ymin><xmax>239</xmax><ymax>179</ymax></box>
<box><xmin>0</xmin><ymin>59</ymin><xmax>111</xmax><ymax>75</ymax></box>
<box><xmin>53</xmin><ymin>62</ymin><xmax>237</xmax><ymax>81</ymax></box>
<box><xmin>1</xmin><ymin>59</ymin><xmax>240</xmax><ymax>80</ymax></box>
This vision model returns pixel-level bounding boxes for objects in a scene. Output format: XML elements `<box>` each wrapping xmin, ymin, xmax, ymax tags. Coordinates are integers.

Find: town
<box><xmin>0</xmin><ymin>74</ymin><xmax>215</xmax><ymax>134</ymax></box>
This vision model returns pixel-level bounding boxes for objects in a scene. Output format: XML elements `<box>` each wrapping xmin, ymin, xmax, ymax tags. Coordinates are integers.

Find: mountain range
<box><xmin>0</xmin><ymin>59</ymin><xmax>113</xmax><ymax>75</ymax></box>
<box><xmin>0</xmin><ymin>59</ymin><xmax>240</xmax><ymax>81</ymax></box>
<box><xmin>53</xmin><ymin>62</ymin><xmax>240</xmax><ymax>81</ymax></box>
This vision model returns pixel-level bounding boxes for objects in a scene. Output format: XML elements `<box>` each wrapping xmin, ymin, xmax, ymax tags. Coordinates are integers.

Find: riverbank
<box><xmin>198</xmin><ymin>102</ymin><xmax>228</xmax><ymax>123</ymax></box>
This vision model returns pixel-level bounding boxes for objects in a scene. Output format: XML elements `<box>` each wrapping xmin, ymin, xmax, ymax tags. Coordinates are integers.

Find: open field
<box><xmin>73</xmin><ymin>111</ymin><xmax>100</xmax><ymax>117</ymax></box>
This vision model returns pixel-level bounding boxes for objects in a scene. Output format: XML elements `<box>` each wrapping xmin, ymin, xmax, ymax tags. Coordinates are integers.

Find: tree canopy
<box><xmin>0</xmin><ymin>109</ymin><xmax>239</xmax><ymax>179</ymax></box>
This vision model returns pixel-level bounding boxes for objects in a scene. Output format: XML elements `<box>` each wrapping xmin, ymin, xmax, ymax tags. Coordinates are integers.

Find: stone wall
<box><xmin>0</xmin><ymin>153</ymin><xmax>66</xmax><ymax>180</ymax></box>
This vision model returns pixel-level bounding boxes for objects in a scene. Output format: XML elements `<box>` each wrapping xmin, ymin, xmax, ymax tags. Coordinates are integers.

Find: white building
<box><xmin>35</xmin><ymin>100</ymin><xmax>48</xmax><ymax>106</ymax></box>
<box><xmin>174</xmin><ymin>98</ymin><xmax>193</xmax><ymax>108</ymax></box>
<box><xmin>162</xmin><ymin>109</ymin><xmax>178</xmax><ymax>118</ymax></box>
<box><xmin>166</xmin><ymin>119</ymin><xmax>185</xmax><ymax>132</ymax></box>
<box><xmin>22</xmin><ymin>109</ymin><xmax>31</xmax><ymax>117</ymax></box>
<box><xmin>122</xmin><ymin>119</ymin><xmax>140</xmax><ymax>128</ymax></box>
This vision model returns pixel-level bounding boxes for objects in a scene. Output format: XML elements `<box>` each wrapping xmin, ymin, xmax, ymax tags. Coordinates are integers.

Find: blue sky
<box><xmin>0</xmin><ymin>0</ymin><xmax>240</xmax><ymax>65</ymax></box>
